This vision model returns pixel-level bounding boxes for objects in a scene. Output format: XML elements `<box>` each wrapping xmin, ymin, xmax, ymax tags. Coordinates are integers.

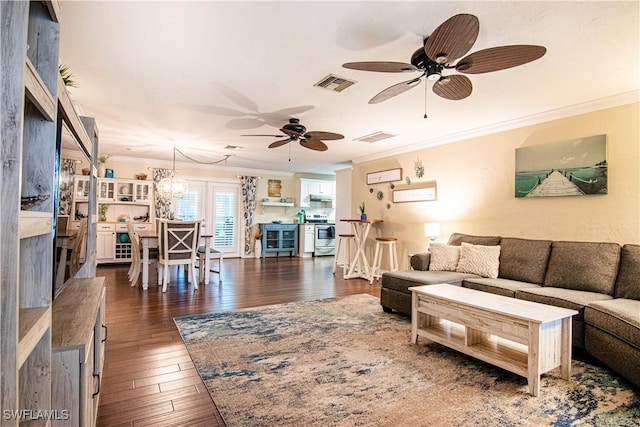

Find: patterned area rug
<box><xmin>174</xmin><ymin>294</ymin><xmax>639</xmax><ymax>426</ymax></box>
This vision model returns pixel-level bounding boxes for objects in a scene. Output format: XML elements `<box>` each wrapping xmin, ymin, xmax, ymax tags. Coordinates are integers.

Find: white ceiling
<box><xmin>58</xmin><ymin>1</ymin><xmax>639</xmax><ymax>175</ymax></box>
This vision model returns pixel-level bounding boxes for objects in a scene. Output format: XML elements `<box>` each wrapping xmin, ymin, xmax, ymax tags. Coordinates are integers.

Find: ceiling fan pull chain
<box><xmin>424</xmin><ymin>78</ymin><xmax>428</xmax><ymax>119</ymax></box>
<box><xmin>288</xmin><ymin>140</ymin><xmax>291</xmax><ymax>162</ymax></box>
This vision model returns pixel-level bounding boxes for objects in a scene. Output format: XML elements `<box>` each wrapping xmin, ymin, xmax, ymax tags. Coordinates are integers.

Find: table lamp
<box><xmin>424</xmin><ymin>222</ymin><xmax>441</xmax><ymax>242</ymax></box>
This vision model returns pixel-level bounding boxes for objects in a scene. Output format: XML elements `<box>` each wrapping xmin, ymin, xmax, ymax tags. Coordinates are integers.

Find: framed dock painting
<box><xmin>515</xmin><ymin>134</ymin><xmax>607</xmax><ymax>198</ymax></box>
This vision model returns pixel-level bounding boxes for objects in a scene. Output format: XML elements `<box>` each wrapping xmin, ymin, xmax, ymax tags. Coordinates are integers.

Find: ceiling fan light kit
<box><xmin>342</xmin><ymin>13</ymin><xmax>546</xmax><ymax>110</ymax></box>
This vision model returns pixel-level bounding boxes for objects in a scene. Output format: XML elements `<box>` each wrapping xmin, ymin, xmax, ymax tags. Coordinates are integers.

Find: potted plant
<box><xmin>359</xmin><ymin>202</ymin><xmax>367</xmax><ymax>220</ymax></box>
<box><xmin>97</xmin><ymin>153</ymin><xmax>111</xmax><ymax>177</ymax></box>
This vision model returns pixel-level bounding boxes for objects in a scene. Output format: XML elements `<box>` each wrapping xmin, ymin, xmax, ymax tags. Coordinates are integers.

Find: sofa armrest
<box><xmin>411</xmin><ymin>252</ymin><xmax>431</xmax><ymax>271</ymax></box>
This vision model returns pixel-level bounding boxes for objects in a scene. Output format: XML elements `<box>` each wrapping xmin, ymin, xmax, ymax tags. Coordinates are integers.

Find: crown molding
<box><xmin>351</xmin><ymin>91</ymin><xmax>639</xmax><ymax>165</ymax></box>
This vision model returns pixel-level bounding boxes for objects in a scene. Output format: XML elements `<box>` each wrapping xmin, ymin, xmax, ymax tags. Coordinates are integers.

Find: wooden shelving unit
<box><xmin>1</xmin><ymin>2</ymin><xmax>100</xmax><ymax>425</ymax></box>
<box><xmin>1</xmin><ymin>1</ymin><xmax>60</xmax><ymax>424</ymax></box>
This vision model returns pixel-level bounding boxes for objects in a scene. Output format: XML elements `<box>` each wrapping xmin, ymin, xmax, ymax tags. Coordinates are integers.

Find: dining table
<box><xmin>339</xmin><ymin>218</ymin><xmax>384</xmax><ymax>280</ymax></box>
<box><xmin>137</xmin><ymin>230</ymin><xmax>215</xmax><ymax>290</ymax></box>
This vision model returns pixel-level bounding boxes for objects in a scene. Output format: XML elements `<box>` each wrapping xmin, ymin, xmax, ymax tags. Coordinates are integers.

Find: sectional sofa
<box><xmin>380</xmin><ymin>233</ymin><xmax>640</xmax><ymax>389</ymax></box>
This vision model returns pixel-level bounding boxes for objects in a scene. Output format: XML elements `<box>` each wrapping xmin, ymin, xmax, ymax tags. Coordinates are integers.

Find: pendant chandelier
<box><xmin>157</xmin><ymin>147</ymin><xmax>188</xmax><ymax>199</ymax></box>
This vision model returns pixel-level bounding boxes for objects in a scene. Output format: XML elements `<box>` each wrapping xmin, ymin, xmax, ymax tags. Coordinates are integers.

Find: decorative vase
<box><xmin>98</xmin><ymin>163</ymin><xmax>106</xmax><ymax>177</ymax></box>
<box><xmin>255</xmin><ymin>240</ymin><xmax>262</xmax><ymax>258</ymax></box>
<box><xmin>360</xmin><ymin>213</ymin><xmax>367</xmax><ymax>220</ymax></box>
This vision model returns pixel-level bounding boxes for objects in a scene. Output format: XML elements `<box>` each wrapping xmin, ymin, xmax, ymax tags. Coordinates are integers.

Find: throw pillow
<box><xmin>456</xmin><ymin>242</ymin><xmax>501</xmax><ymax>278</ymax></box>
<box><xmin>428</xmin><ymin>243</ymin><xmax>461</xmax><ymax>272</ymax></box>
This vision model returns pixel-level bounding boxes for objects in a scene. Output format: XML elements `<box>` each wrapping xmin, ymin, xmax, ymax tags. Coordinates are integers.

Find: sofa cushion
<box><xmin>462</xmin><ymin>277</ymin><xmax>541</xmax><ymax>298</ymax></box>
<box><xmin>428</xmin><ymin>243</ymin><xmax>461</xmax><ymax>271</ymax></box>
<box><xmin>543</xmin><ymin>241</ymin><xmax>620</xmax><ymax>295</ymax></box>
<box><xmin>516</xmin><ymin>287</ymin><xmax>613</xmax><ymax>321</ymax></box>
<box><xmin>585</xmin><ymin>299</ymin><xmax>640</xmax><ymax>348</ymax></box>
<box><xmin>498</xmin><ymin>237</ymin><xmax>552</xmax><ymax>284</ymax></box>
<box><xmin>615</xmin><ymin>244</ymin><xmax>640</xmax><ymax>300</ymax></box>
<box><xmin>456</xmin><ymin>243</ymin><xmax>500</xmax><ymax>278</ymax></box>
<box><xmin>410</xmin><ymin>253</ymin><xmax>431</xmax><ymax>271</ymax></box>
<box><xmin>381</xmin><ymin>270</ymin><xmax>479</xmax><ymax>293</ymax></box>
<box><xmin>447</xmin><ymin>233</ymin><xmax>501</xmax><ymax>247</ymax></box>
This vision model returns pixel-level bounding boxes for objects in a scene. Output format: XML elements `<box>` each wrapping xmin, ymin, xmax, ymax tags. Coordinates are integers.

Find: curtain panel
<box><xmin>58</xmin><ymin>158</ymin><xmax>76</xmax><ymax>215</ymax></box>
<box><xmin>152</xmin><ymin>168</ymin><xmax>173</xmax><ymax>219</ymax></box>
<box><xmin>241</xmin><ymin>176</ymin><xmax>259</xmax><ymax>255</ymax></box>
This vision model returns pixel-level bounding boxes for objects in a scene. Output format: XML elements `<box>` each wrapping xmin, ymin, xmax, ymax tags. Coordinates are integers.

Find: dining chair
<box><xmin>68</xmin><ymin>217</ymin><xmax>87</xmax><ymax>278</ymax></box>
<box><xmin>127</xmin><ymin>220</ymin><xmax>158</xmax><ymax>287</ymax></box>
<box><xmin>196</xmin><ymin>235</ymin><xmax>224</xmax><ymax>285</ymax></box>
<box><xmin>157</xmin><ymin>219</ymin><xmax>202</xmax><ymax>292</ymax></box>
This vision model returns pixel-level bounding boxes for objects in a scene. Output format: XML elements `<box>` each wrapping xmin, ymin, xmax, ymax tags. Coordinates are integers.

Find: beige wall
<box><xmin>351</xmin><ymin>103</ymin><xmax>640</xmax><ymax>268</ymax></box>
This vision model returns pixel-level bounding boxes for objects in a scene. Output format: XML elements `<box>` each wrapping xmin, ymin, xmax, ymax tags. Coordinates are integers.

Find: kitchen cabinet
<box><xmin>260</xmin><ymin>223</ymin><xmax>298</xmax><ymax>257</ymax></box>
<box><xmin>96</xmin><ymin>222</ymin><xmax>153</xmax><ymax>263</ymax></box>
<box><xmin>298</xmin><ymin>224</ymin><xmax>316</xmax><ymax>258</ymax></box>
<box><xmin>52</xmin><ymin>277</ymin><xmax>107</xmax><ymax>427</ymax></box>
<box><xmin>83</xmin><ymin>178</ymin><xmax>154</xmax><ymax>263</ymax></box>
<box><xmin>96</xmin><ymin>224</ymin><xmax>116</xmax><ymax>260</ymax></box>
<box><xmin>298</xmin><ymin>178</ymin><xmax>335</xmax><ymax>207</ymax></box>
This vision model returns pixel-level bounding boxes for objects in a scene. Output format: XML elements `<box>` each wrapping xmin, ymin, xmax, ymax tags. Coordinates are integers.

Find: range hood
<box><xmin>309</xmin><ymin>194</ymin><xmax>333</xmax><ymax>202</ymax></box>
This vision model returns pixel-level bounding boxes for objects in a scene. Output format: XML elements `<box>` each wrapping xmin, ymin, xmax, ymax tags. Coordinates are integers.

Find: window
<box><xmin>214</xmin><ymin>189</ymin><xmax>236</xmax><ymax>248</ymax></box>
<box><xmin>174</xmin><ymin>181</ymin><xmax>240</xmax><ymax>256</ymax></box>
<box><xmin>175</xmin><ymin>190</ymin><xmax>201</xmax><ymax>221</ymax></box>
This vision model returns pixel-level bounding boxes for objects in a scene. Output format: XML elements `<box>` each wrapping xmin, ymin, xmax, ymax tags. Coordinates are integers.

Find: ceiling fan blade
<box><xmin>342</xmin><ymin>61</ymin><xmax>417</xmax><ymax>73</ymax></box>
<box><xmin>268</xmin><ymin>138</ymin><xmax>292</xmax><ymax>149</ymax></box>
<box><xmin>300</xmin><ymin>138</ymin><xmax>328</xmax><ymax>152</ymax></box>
<box><xmin>241</xmin><ymin>134</ymin><xmax>286</xmax><ymax>137</ymax></box>
<box><xmin>455</xmin><ymin>45</ymin><xmax>547</xmax><ymax>74</ymax></box>
<box><xmin>304</xmin><ymin>131</ymin><xmax>344</xmax><ymax>141</ymax></box>
<box><xmin>432</xmin><ymin>74</ymin><xmax>472</xmax><ymax>100</ymax></box>
<box><xmin>425</xmin><ymin>14</ymin><xmax>479</xmax><ymax>65</ymax></box>
<box><xmin>369</xmin><ymin>77</ymin><xmax>422</xmax><ymax>104</ymax></box>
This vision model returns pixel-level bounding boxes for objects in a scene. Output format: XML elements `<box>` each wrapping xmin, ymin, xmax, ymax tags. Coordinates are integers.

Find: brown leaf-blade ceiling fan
<box><xmin>343</xmin><ymin>14</ymin><xmax>546</xmax><ymax>106</ymax></box>
<box><xmin>242</xmin><ymin>118</ymin><xmax>344</xmax><ymax>152</ymax></box>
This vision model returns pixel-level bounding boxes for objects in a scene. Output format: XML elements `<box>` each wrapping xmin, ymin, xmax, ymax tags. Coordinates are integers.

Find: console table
<box><xmin>260</xmin><ymin>223</ymin><xmax>298</xmax><ymax>257</ymax></box>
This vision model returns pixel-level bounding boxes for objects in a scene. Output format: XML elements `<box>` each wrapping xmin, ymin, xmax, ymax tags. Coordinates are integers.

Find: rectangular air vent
<box><xmin>314</xmin><ymin>74</ymin><xmax>357</xmax><ymax>92</ymax></box>
<box><xmin>354</xmin><ymin>131</ymin><xmax>397</xmax><ymax>143</ymax></box>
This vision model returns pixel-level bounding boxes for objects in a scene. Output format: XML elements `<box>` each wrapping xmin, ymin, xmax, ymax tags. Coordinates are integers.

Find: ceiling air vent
<box><xmin>354</xmin><ymin>131</ymin><xmax>397</xmax><ymax>143</ymax></box>
<box><xmin>314</xmin><ymin>74</ymin><xmax>357</xmax><ymax>92</ymax></box>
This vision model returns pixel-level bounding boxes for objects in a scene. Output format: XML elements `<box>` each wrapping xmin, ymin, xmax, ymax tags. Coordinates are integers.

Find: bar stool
<box><xmin>333</xmin><ymin>234</ymin><xmax>355</xmax><ymax>277</ymax></box>
<box><xmin>369</xmin><ymin>237</ymin><xmax>399</xmax><ymax>284</ymax></box>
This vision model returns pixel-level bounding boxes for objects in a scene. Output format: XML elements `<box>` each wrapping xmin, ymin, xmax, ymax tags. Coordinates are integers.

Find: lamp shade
<box><xmin>157</xmin><ymin>176</ymin><xmax>189</xmax><ymax>199</ymax></box>
<box><xmin>424</xmin><ymin>222</ymin><xmax>441</xmax><ymax>240</ymax></box>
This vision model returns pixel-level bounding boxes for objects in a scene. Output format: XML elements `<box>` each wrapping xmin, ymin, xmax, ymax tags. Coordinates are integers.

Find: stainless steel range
<box><xmin>305</xmin><ymin>214</ymin><xmax>335</xmax><ymax>256</ymax></box>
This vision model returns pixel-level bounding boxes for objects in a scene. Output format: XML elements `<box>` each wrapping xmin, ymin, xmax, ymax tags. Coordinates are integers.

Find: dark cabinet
<box><xmin>260</xmin><ymin>224</ymin><xmax>298</xmax><ymax>257</ymax></box>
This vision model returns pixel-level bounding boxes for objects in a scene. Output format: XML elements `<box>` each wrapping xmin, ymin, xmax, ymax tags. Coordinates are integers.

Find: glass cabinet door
<box><xmin>265</xmin><ymin>230</ymin><xmax>279</xmax><ymax>249</ymax></box>
<box><xmin>74</xmin><ymin>176</ymin><xmax>90</xmax><ymax>201</ymax></box>
<box><xmin>282</xmin><ymin>230</ymin><xmax>296</xmax><ymax>249</ymax></box>
<box><xmin>98</xmin><ymin>180</ymin><xmax>116</xmax><ymax>201</ymax></box>
<box><xmin>134</xmin><ymin>182</ymin><xmax>152</xmax><ymax>202</ymax></box>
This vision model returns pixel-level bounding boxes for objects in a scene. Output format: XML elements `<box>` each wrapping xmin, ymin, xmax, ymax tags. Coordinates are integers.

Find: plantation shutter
<box><xmin>175</xmin><ymin>182</ymin><xmax>204</xmax><ymax>221</ymax></box>
<box><xmin>214</xmin><ymin>189</ymin><xmax>236</xmax><ymax>248</ymax></box>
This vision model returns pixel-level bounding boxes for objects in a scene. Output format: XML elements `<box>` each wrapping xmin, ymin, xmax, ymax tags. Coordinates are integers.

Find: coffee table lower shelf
<box><xmin>415</xmin><ymin>321</ymin><xmax>529</xmax><ymax>378</ymax></box>
<box><xmin>410</xmin><ymin>284</ymin><xmax>577</xmax><ymax>397</ymax></box>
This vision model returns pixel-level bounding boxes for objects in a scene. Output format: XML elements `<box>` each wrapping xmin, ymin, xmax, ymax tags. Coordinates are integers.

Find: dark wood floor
<box><xmin>96</xmin><ymin>256</ymin><xmax>381</xmax><ymax>427</ymax></box>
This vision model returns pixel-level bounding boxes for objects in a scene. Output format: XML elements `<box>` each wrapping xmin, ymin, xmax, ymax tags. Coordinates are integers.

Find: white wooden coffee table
<box><xmin>409</xmin><ymin>284</ymin><xmax>578</xmax><ymax>396</ymax></box>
